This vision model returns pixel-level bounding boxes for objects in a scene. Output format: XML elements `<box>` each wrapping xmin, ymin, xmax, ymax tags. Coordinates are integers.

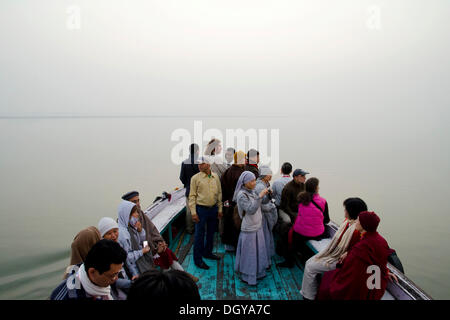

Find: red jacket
<box><xmin>317</xmin><ymin>231</ymin><xmax>390</xmax><ymax>300</ymax></box>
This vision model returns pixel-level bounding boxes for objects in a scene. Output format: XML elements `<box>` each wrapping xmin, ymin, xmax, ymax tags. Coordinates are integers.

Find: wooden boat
<box><xmin>145</xmin><ymin>188</ymin><xmax>432</xmax><ymax>300</ymax></box>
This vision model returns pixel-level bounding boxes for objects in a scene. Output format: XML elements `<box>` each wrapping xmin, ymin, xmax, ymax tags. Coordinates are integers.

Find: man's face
<box><xmin>199</xmin><ymin>163</ymin><xmax>210</xmax><ymax>172</ymax></box>
<box><xmin>294</xmin><ymin>175</ymin><xmax>306</xmax><ymax>184</ymax></box>
<box><xmin>88</xmin><ymin>263</ymin><xmax>123</xmax><ymax>287</ymax></box>
<box><xmin>225</xmin><ymin>151</ymin><xmax>234</xmax><ymax>163</ymax></box>
<box><xmin>129</xmin><ymin>195</ymin><xmax>141</xmax><ymax>210</ymax></box>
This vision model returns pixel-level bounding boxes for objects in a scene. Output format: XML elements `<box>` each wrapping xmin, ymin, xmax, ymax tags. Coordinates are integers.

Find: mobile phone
<box><xmin>143</xmin><ymin>241</ymin><xmax>148</xmax><ymax>247</ymax></box>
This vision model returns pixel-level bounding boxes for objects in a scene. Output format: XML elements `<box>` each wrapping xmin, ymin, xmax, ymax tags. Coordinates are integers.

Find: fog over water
<box><xmin>0</xmin><ymin>1</ymin><xmax>449</xmax><ymax>299</ymax></box>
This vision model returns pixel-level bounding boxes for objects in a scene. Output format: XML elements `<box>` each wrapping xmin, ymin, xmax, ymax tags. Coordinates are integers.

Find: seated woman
<box><xmin>254</xmin><ymin>165</ymin><xmax>278</xmax><ymax>266</ymax></box>
<box><xmin>98</xmin><ymin>217</ymin><xmax>133</xmax><ymax>300</ymax></box>
<box><xmin>117</xmin><ymin>200</ymin><xmax>198</xmax><ymax>282</ymax></box>
<box><xmin>300</xmin><ymin>197</ymin><xmax>367</xmax><ymax>300</ymax></box>
<box><xmin>317</xmin><ymin>211</ymin><xmax>397</xmax><ymax>300</ymax></box>
<box><xmin>278</xmin><ymin>177</ymin><xmax>330</xmax><ymax>268</ymax></box>
<box><xmin>234</xmin><ymin>171</ymin><xmax>270</xmax><ymax>285</ymax></box>
<box><xmin>63</xmin><ymin>226</ymin><xmax>101</xmax><ymax>279</ymax></box>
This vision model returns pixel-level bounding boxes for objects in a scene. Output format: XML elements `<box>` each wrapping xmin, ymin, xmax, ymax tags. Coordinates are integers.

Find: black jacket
<box><xmin>179</xmin><ymin>156</ymin><xmax>200</xmax><ymax>196</ymax></box>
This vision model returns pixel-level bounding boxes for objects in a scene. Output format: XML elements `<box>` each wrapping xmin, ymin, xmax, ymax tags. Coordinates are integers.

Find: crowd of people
<box><xmin>50</xmin><ymin>138</ymin><xmax>398</xmax><ymax>300</ymax></box>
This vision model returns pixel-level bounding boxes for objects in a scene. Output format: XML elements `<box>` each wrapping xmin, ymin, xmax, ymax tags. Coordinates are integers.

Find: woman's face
<box><xmin>129</xmin><ymin>211</ymin><xmax>140</xmax><ymax>227</ymax></box>
<box><xmin>103</xmin><ymin>228</ymin><xmax>119</xmax><ymax>242</ymax></box>
<box><xmin>263</xmin><ymin>175</ymin><xmax>272</xmax><ymax>183</ymax></box>
<box><xmin>355</xmin><ymin>217</ymin><xmax>364</xmax><ymax>232</ymax></box>
<box><xmin>344</xmin><ymin>207</ymin><xmax>349</xmax><ymax>220</ymax></box>
<box><xmin>245</xmin><ymin>179</ymin><xmax>257</xmax><ymax>190</ymax></box>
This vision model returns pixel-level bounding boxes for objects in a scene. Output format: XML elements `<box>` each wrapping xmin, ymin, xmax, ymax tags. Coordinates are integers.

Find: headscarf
<box><xmin>70</xmin><ymin>226</ymin><xmax>101</xmax><ymax>265</ymax></box>
<box><xmin>258</xmin><ymin>165</ymin><xmax>272</xmax><ymax>178</ymax></box>
<box><xmin>117</xmin><ymin>200</ymin><xmax>136</xmax><ymax>229</ymax></box>
<box><xmin>98</xmin><ymin>217</ymin><xmax>119</xmax><ymax>238</ymax></box>
<box><xmin>233</xmin><ymin>150</ymin><xmax>246</xmax><ymax>165</ymax></box>
<box><xmin>359</xmin><ymin>211</ymin><xmax>380</xmax><ymax>232</ymax></box>
<box><xmin>232</xmin><ymin>171</ymin><xmax>256</xmax><ymax>202</ymax></box>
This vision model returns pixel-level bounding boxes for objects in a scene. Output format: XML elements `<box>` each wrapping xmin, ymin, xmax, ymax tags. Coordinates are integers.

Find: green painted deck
<box><xmin>171</xmin><ymin>230</ymin><xmax>305</xmax><ymax>300</ymax></box>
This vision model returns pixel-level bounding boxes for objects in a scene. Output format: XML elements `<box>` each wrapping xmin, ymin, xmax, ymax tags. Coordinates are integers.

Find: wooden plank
<box><xmin>272</xmin><ymin>254</ymin><xmax>303</xmax><ymax>300</ymax></box>
<box><xmin>219</xmin><ymin>252</ymin><xmax>236</xmax><ymax>300</ymax></box>
<box><xmin>255</xmin><ymin>255</ymin><xmax>288</xmax><ymax>300</ymax></box>
<box><xmin>265</xmin><ymin>255</ymin><xmax>289</xmax><ymax>300</ymax></box>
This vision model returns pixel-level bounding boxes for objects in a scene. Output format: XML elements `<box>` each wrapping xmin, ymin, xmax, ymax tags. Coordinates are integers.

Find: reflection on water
<box><xmin>0</xmin><ymin>117</ymin><xmax>449</xmax><ymax>299</ymax></box>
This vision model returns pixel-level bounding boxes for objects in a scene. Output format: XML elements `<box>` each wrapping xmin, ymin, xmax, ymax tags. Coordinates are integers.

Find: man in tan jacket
<box><xmin>189</xmin><ymin>157</ymin><xmax>223</xmax><ymax>269</ymax></box>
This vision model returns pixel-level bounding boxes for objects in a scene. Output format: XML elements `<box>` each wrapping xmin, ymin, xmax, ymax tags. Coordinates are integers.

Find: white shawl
<box><xmin>78</xmin><ymin>263</ymin><xmax>113</xmax><ymax>300</ymax></box>
<box><xmin>314</xmin><ymin>219</ymin><xmax>358</xmax><ymax>266</ymax></box>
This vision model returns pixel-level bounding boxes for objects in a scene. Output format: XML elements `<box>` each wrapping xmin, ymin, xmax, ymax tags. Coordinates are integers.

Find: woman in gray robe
<box><xmin>234</xmin><ymin>171</ymin><xmax>270</xmax><ymax>285</ymax></box>
<box><xmin>255</xmin><ymin>166</ymin><xmax>278</xmax><ymax>266</ymax></box>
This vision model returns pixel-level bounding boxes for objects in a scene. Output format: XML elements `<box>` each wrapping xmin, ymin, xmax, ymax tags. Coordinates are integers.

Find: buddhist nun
<box><xmin>317</xmin><ymin>211</ymin><xmax>392</xmax><ymax>300</ymax></box>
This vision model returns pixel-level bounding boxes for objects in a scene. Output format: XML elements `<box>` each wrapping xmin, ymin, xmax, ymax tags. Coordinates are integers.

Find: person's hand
<box><xmin>338</xmin><ymin>252</ymin><xmax>348</xmax><ymax>264</ymax></box>
<box><xmin>142</xmin><ymin>245</ymin><xmax>150</xmax><ymax>255</ymax></box>
<box><xmin>135</xmin><ymin>221</ymin><xmax>142</xmax><ymax>232</ymax></box>
<box><xmin>131</xmin><ymin>275</ymin><xmax>139</xmax><ymax>281</ymax></box>
<box><xmin>218</xmin><ymin>211</ymin><xmax>223</xmax><ymax>219</ymax></box>
<box><xmin>259</xmin><ymin>188</ymin><xmax>269</xmax><ymax>199</ymax></box>
<box><xmin>157</xmin><ymin>242</ymin><xmax>166</xmax><ymax>254</ymax></box>
<box><xmin>192</xmin><ymin>214</ymin><xmax>200</xmax><ymax>223</ymax></box>
<box><xmin>388</xmin><ymin>271</ymin><xmax>399</xmax><ymax>283</ymax></box>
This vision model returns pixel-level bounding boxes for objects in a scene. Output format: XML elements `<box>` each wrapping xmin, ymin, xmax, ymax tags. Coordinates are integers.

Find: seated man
<box><xmin>275</xmin><ymin>169</ymin><xmax>308</xmax><ymax>257</ymax></box>
<box><xmin>50</xmin><ymin>239</ymin><xmax>127</xmax><ymax>300</ymax></box>
<box><xmin>278</xmin><ymin>169</ymin><xmax>309</xmax><ymax>226</ymax></box>
<box><xmin>127</xmin><ymin>269</ymin><xmax>200</xmax><ymax>300</ymax></box>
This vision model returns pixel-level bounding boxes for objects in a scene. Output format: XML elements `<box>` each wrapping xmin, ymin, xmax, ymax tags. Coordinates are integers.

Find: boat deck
<box><xmin>171</xmin><ymin>231</ymin><xmax>305</xmax><ymax>300</ymax></box>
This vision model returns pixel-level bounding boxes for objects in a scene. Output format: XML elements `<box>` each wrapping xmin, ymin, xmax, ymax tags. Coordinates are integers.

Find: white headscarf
<box><xmin>98</xmin><ymin>217</ymin><xmax>119</xmax><ymax>238</ymax></box>
<box><xmin>232</xmin><ymin>171</ymin><xmax>256</xmax><ymax>202</ymax></box>
<box><xmin>258</xmin><ymin>165</ymin><xmax>273</xmax><ymax>178</ymax></box>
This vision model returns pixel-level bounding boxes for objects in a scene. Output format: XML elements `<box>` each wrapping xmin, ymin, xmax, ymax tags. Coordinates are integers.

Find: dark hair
<box><xmin>205</xmin><ymin>139</ymin><xmax>221</xmax><ymax>156</ymax></box>
<box><xmin>190</xmin><ymin>143</ymin><xmax>199</xmax><ymax>155</ymax></box>
<box><xmin>127</xmin><ymin>270</ymin><xmax>200</xmax><ymax>300</ymax></box>
<box><xmin>130</xmin><ymin>205</ymin><xmax>138</xmax><ymax>216</ymax></box>
<box><xmin>343</xmin><ymin>197</ymin><xmax>368</xmax><ymax>220</ymax></box>
<box><xmin>84</xmin><ymin>239</ymin><xmax>127</xmax><ymax>275</ymax></box>
<box><xmin>281</xmin><ymin>162</ymin><xmax>292</xmax><ymax>175</ymax></box>
<box><xmin>298</xmin><ymin>177</ymin><xmax>320</xmax><ymax>206</ymax></box>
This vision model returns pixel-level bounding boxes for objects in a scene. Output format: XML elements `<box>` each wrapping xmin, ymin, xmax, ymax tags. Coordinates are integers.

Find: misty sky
<box><xmin>0</xmin><ymin>0</ymin><xmax>449</xmax><ymax>119</ymax></box>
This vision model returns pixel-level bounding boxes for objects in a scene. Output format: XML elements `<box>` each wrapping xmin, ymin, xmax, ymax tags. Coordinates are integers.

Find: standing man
<box><xmin>272</xmin><ymin>162</ymin><xmax>293</xmax><ymax>208</ymax></box>
<box><xmin>189</xmin><ymin>157</ymin><xmax>223</xmax><ymax>269</ymax></box>
<box><xmin>244</xmin><ymin>149</ymin><xmax>260</xmax><ymax>178</ymax></box>
<box><xmin>224</xmin><ymin>147</ymin><xmax>236</xmax><ymax>169</ymax></box>
<box><xmin>180</xmin><ymin>143</ymin><xmax>200</xmax><ymax>234</ymax></box>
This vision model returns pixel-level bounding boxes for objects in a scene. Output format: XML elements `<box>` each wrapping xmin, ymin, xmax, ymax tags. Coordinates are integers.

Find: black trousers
<box><xmin>283</xmin><ymin>231</ymin><xmax>326</xmax><ymax>265</ymax></box>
